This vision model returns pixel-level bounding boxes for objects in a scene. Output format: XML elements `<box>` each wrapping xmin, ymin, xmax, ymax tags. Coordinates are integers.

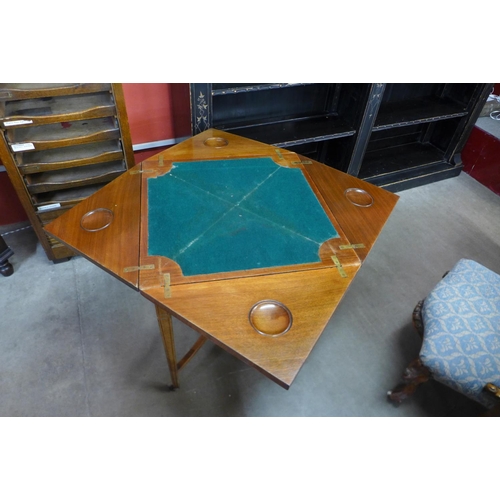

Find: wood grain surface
<box><xmin>302</xmin><ymin>154</ymin><xmax>399</xmax><ymax>262</ymax></box>
<box><xmin>45</xmin><ymin>164</ymin><xmax>142</xmax><ymax>289</ymax></box>
<box><xmin>145</xmin><ymin>266</ymin><xmax>359</xmax><ymax>388</ymax></box>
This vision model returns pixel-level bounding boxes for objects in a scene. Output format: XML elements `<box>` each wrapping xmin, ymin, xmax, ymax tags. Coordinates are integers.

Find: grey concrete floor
<box><xmin>1</xmin><ymin>172</ymin><xmax>499</xmax><ymax>416</ymax></box>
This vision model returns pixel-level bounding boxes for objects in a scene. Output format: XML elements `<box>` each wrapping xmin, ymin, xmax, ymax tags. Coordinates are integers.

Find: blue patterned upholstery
<box><xmin>420</xmin><ymin>259</ymin><xmax>500</xmax><ymax>407</ymax></box>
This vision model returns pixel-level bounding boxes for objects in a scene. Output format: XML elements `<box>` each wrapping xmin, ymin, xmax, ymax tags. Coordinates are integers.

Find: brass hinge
<box><xmin>130</xmin><ymin>169</ymin><xmax>154</xmax><ymax>175</ymax></box>
<box><xmin>123</xmin><ymin>264</ymin><xmax>155</xmax><ymax>273</ymax></box>
<box><xmin>331</xmin><ymin>255</ymin><xmax>347</xmax><ymax>278</ymax></box>
<box><xmin>275</xmin><ymin>149</ymin><xmax>284</xmax><ymax>160</ymax></box>
<box><xmin>291</xmin><ymin>160</ymin><xmax>312</xmax><ymax>165</ymax></box>
<box><xmin>163</xmin><ymin>273</ymin><xmax>171</xmax><ymax>298</ymax></box>
<box><xmin>339</xmin><ymin>243</ymin><xmax>366</xmax><ymax>250</ymax></box>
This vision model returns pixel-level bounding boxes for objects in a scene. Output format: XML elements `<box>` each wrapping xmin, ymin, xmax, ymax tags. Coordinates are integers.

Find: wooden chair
<box><xmin>388</xmin><ymin>259</ymin><xmax>500</xmax><ymax>414</ymax></box>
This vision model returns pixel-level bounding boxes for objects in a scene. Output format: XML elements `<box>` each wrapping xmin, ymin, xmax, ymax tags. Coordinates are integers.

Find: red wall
<box><xmin>462</xmin><ymin>126</ymin><xmax>500</xmax><ymax>196</ymax></box>
<box><xmin>461</xmin><ymin>83</ymin><xmax>500</xmax><ymax>196</ymax></box>
<box><xmin>122</xmin><ymin>83</ymin><xmax>191</xmax><ymax>165</ymax></box>
<box><xmin>122</xmin><ymin>83</ymin><xmax>191</xmax><ymax>147</ymax></box>
<box><xmin>0</xmin><ymin>172</ymin><xmax>28</xmax><ymax>225</ymax></box>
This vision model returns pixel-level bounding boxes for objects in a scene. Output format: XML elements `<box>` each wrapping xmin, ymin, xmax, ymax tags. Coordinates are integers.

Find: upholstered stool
<box><xmin>388</xmin><ymin>259</ymin><xmax>500</xmax><ymax>410</ymax></box>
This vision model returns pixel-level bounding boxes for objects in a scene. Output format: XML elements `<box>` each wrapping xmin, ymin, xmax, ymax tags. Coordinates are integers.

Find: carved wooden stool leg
<box><xmin>155</xmin><ymin>304</ymin><xmax>179</xmax><ymax>390</ymax></box>
<box><xmin>387</xmin><ymin>358</ymin><xmax>431</xmax><ymax>403</ymax></box>
<box><xmin>480</xmin><ymin>383</ymin><xmax>500</xmax><ymax>416</ymax></box>
<box><xmin>412</xmin><ymin>300</ymin><xmax>424</xmax><ymax>338</ymax></box>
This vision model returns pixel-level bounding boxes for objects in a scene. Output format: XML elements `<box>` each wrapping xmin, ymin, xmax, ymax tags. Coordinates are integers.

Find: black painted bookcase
<box><xmin>190</xmin><ymin>83</ymin><xmax>492</xmax><ymax>192</ymax></box>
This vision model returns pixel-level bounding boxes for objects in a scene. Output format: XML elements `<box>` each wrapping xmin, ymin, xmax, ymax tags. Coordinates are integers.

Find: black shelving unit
<box><xmin>190</xmin><ymin>83</ymin><xmax>492</xmax><ymax>192</ymax></box>
<box><xmin>191</xmin><ymin>83</ymin><xmax>370</xmax><ymax>173</ymax></box>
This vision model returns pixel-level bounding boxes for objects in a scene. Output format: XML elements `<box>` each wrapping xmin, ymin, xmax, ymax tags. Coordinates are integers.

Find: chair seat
<box><xmin>420</xmin><ymin>259</ymin><xmax>500</xmax><ymax>407</ymax></box>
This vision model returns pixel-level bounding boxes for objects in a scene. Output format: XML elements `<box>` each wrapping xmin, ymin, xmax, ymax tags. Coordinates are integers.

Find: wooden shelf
<box><xmin>33</xmin><ymin>183</ymin><xmax>108</xmax><ymax>208</ymax></box>
<box><xmin>0</xmin><ymin>83</ymin><xmax>111</xmax><ymax>100</ymax></box>
<box><xmin>225</xmin><ymin>115</ymin><xmax>355</xmax><ymax>147</ymax></box>
<box><xmin>2</xmin><ymin>93</ymin><xmax>116</xmax><ymax>127</ymax></box>
<box><xmin>9</xmin><ymin>117</ymin><xmax>119</xmax><ymax>150</ymax></box>
<box><xmin>211</xmin><ymin>84</ymin><xmax>343</xmax><ymax>130</ymax></box>
<box><xmin>374</xmin><ymin>96</ymin><xmax>468</xmax><ymax>131</ymax></box>
<box><xmin>359</xmin><ymin>143</ymin><xmax>446</xmax><ymax>182</ymax></box>
<box><xmin>37</xmin><ymin>205</ymin><xmax>72</xmax><ymax>223</ymax></box>
<box><xmin>26</xmin><ymin>161</ymin><xmax>126</xmax><ymax>193</ymax></box>
<box><xmin>18</xmin><ymin>140</ymin><xmax>123</xmax><ymax>174</ymax></box>
<box><xmin>212</xmin><ymin>83</ymin><xmax>315</xmax><ymax>95</ymax></box>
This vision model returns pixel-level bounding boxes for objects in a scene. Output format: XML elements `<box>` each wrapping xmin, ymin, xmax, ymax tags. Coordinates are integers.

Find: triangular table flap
<box><xmin>302</xmin><ymin>155</ymin><xmax>399</xmax><ymax>262</ymax></box>
<box><xmin>44</xmin><ymin>164</ymin><xmax>143</xmax><ymax>289</ymax></box>
<box><xmin>141</xmin><ymin>129</ymin><xmax>293</xmax><ymax>165</ymax></box>
<box><xmin>142</xmin><ymin>265</ymin><xmax>360</xmax><ymax>389</ymax></box>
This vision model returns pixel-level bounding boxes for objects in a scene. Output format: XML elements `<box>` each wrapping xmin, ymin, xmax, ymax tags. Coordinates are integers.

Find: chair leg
<box><xmin>412</xmin><ymin>300</ymin><xmax>424</xmax><ymax>338</ymax></box>
<box><xmin>387</xmin><ymin>358</ymin><xmax>431</xmax><ymax>403</ymax></box>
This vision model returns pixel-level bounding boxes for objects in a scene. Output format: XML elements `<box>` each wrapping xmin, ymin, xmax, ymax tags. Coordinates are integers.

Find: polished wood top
<box><xmin>45</xmin><ymin>163</ymin><xmax>142</xmax><ymax>289</ymax></box>
<box><xmin>45</xmin><ymin>129</ymin><xmax>399</xmax><ymax>388</ymax></box>
<box><xmin>301</xmin><ymin>154</ymin><xmax>400</xmax><ymax>262</ymax></box>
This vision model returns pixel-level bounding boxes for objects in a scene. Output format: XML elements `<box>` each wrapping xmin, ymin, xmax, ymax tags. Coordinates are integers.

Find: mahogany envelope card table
<box><xmin>45</xmin><ymin>129</ymin><xmax>399</xmax><ymax>390</ymax></box>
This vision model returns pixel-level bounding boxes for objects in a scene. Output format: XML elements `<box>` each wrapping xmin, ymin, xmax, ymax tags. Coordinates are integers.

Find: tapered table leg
<box><xmin>155</xmin><ymin>305</ymin><xmax>179</xmax><ymax>389</ymax></box>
